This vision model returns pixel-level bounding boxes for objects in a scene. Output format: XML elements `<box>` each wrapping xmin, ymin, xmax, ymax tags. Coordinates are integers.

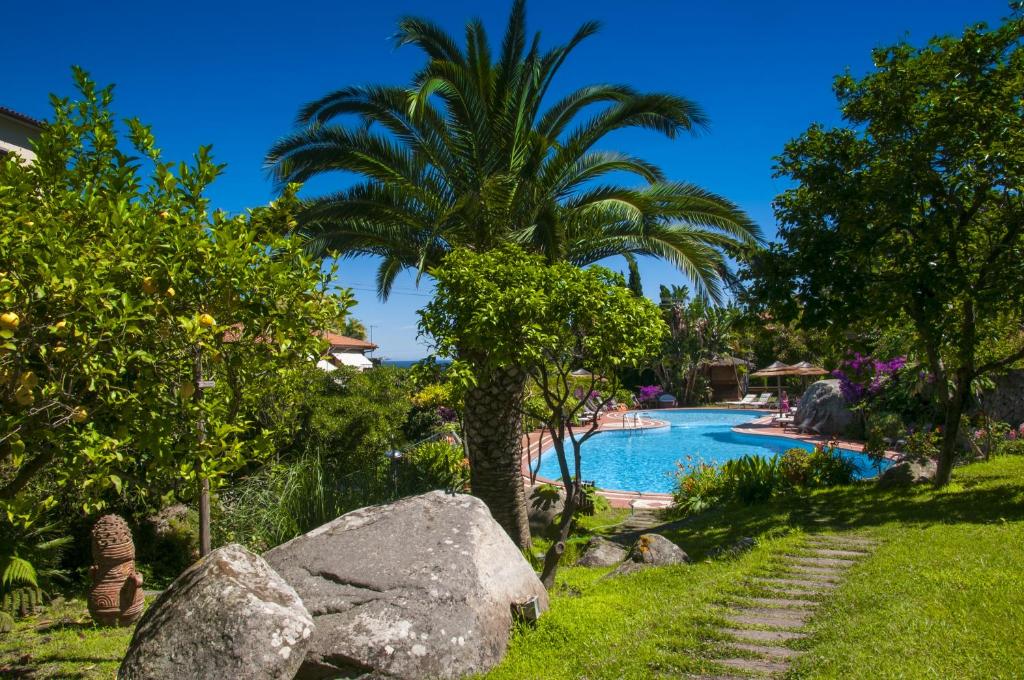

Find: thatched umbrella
<box><xmin>750</xmin><ymin>361</ymin><xmax>827</xmax><ymax>414</ymax></box>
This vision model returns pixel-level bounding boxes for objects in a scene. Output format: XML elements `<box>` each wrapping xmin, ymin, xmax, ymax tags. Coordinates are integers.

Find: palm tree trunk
<box><xmin>462</xmin><ymin>366</ymin><xmax>532</xmax><ymax>549</ymax></box>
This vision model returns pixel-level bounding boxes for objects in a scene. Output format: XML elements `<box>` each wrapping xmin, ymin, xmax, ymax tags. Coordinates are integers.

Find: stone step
<box><xmin>730</xmin><ymin>607</ymin><xmax>810</xmax><ymax>623</ymax></box>
<box><xmin>743</xmin><ymin>597</ymin><xmax>817</xmax><ymax>609</ymax></box>
<box><xmin>716</xmin><ymin>657</ymin><xmax>791</xmax><ymax>675</ymax></box>
<box><xmin>785</xmin><ymin>555</ymin><xmax>856</xmax><ymax>568</ymax></box>
<box><xmin>804</xmin><ymin>547</ymin><xmax>869</xmax><ymax>559</ymax></box>
<box><xmin>804</xmin><ymin>535</ymin><xmax>878</xmax><ymax>548</ymax></box>
<box><xmin>720</xmin><ymin>627</ymin><xmax>807</xmax><ymax>642</ymax></box>
<box><xmin>753</xmin><ymin>577</ymin><xmax>837</xmax><ymax>591</ymax></box>
<box><xmin>728</xmin><ymin>641</ymin><xmax>804</xmax><ymax>659</ymax></box>
<box><xmin>754</xmin><ymin>587</ymin><xmax>824</xmax><ymax>600</ymax></box>
<box><xmin>782</xmin><ymin>565</ymin><xmax>843</xmax><ymax>580</ymax></box>
<box><xmin>723</xmin><ymin>612</ymin><xmax>806</xmax><ymax>630</ymax></box>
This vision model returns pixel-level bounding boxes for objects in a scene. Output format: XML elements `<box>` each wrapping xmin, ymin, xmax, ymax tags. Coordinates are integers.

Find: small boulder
<box><xmin>118</xmin><ymin>544</ymin><xmax>313</xmax><ymax>680</ymax></box>
<box><xmin>708</xmin><ymin>536</ymin><xmax>757</xmax><ymax>559</ymax></box>
<box><xmin>264</xmin><ymin>491</ymin><xmax>548</xmax><ymax>680</ymax></box>
<box><xmin>629</xmin><ymin>533</ymin><xmax>690</xmax><ymax>566</ymax></box>
<box><xmin>607</xmin><ymin>534</ymin><xmax>689</xmax><ymax>578</ymax></box>
<box><xmin>527</xmin><ymin>484</ymin><xmax>564</xmax><ymax>536</ymax></box>
<box><xmin>575</xmin><ymin>537</ymin><xmax>627</xmax><ymax>567</ymax></box>
<box><xmin>877</xmin><ymin>459</ymin><xmax>937</xmax><ymax>489</ymax></box>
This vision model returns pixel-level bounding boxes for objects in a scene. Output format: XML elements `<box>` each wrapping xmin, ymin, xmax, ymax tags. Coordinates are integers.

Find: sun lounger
<box><xmin>724</xmin><ymin>393</ymin><xmax>757</xmax><ymax>407</ymax></box>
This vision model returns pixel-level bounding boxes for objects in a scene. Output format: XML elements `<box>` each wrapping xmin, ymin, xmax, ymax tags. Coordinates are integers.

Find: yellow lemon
<box><xmin>71</xmin><ymin>407</ymin><xmax>88</xmax><ymax>423</ymax></box>
<box><xmin>180</xmin><ymin>382</ymin><xmax>196</xmax><ymax>400</ymax></box>
<box><xmin>159</xmin><ymin>210</ymin><xmax>170</xmax><ymax>219</ymax></box>
<box><xmin>165</xmin><ymin>287</ymin><xmax>176</xmax><ymax>298</ymax></box>
<box><xmin>0</xmin><ymin>312</ymin><xmax>19</xmax><ymax>330</ymax></box>
<box><xmin>198</xmin><ymin>313</ymin><xmax>216</xmax><ymax>328</ymax></box>
<box><xmin>14</xmin><ymin>385</ymin><xmax>34</xmax><ymax>406</ymax></box>
<box><xmin>19</xmin><ymin>371</ymin><xmax>38</xmax><ymax>388</ymax></box>
<box><xmin>142</xmin><ymin>277</ymin><xmax>159</xmax><ymax>294</ymax></box>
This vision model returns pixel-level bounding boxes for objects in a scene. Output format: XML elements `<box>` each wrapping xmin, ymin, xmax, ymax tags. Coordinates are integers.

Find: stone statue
<box><xmin>88</xmin><ymin>514</ymin><xmax>144</xmax><ymax>626</ymax></box>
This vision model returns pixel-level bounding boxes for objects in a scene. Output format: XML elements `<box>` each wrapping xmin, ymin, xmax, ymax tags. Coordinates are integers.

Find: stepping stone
<box><xmin>723</xmin><ymin>612</ymin><xmax>806</xmax><ymax>630</ymax></box>
<box><xmin>753</xmin><ymin>577</ymin><xmax>836</xmax><ymax>590</ymax></box>
<box><xmin>756</xmin><ymin>587</ymin><xmax>824</xmax><ymax>600</ymax></box>
<box><xmin>783</xmin><ymin>565</ymin><xmax>843</xmax><ymax>578</ymax></box>
<box><xmin>716</xmin><ymin>657</ymin><xmax>791</xmax><ymax>674</ymax></box>
<box><xmin>786</xmin><ymin>555</ymin><xmax>856</xmax><ymax>568</ymax></box>
<box><xmin>806</xmin><ymin>548</ymin><xmax>868</xmax><ymax>559</ymax></box>
<box><xmin>745</xmin><ymin>597</ymin><xmax>817</xmax><ymax>609</ymax></box>
<box><xmin>721</xmin><ymin>627</ymin><xmax>807</xmax><ymax>642</ymax></box>
<box><xmin>732</xmin><ymin>606</ymin><xmax>811</xmax><ymax>623</ymax></box>
<box><xmin>728</xmin><ymin>641</ymin><xmax>803</xmax><ymax>659</ymax></box>
<box><xmin>805</xmin><ymin>535</ymin><xmax>877</xmax><ymax>548</ymax></box>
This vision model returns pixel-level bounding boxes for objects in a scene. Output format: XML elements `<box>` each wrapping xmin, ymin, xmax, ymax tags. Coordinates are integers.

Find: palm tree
<box><xmin>267</xmin><ymin>1</ymin><xmax>762</xmax><ymax>547</ymax></box>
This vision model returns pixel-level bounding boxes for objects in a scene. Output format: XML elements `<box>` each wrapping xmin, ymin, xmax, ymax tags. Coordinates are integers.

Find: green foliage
<box><xmin>722</xmin><ymin>454</ymin><xmax>782</xmax><ymax>505</ymax></box>
<box><xmin>215</xmin><ymin>366</ymin><xmax>413</xmax><ymax>551</ymax></box>
<box><xmin>266</xmin><ymin>1</ymin><xmax>760</xmax><ymax>302</ymax></box>
<box><xmin>743</xmin><ymin>13</ymin><xmax>1024</xmax><ymax>483</ymax></box>
<box><xmin>420</xmin><ymin>246</ymin><xmax>666</xmax><ymax>393</ymax></box>
<box><xmin>0</xmin><ymin>69</ymin><xmax>348</xmax><ymax>531</ymax></box>
<box><xmin>675</xmin><ymin>446</ymin><xmax>855</xmax><ymax>517</ymax></box>
<box><xmin>0</xmin><ymin>522</ymin><xmax>70</xmax><ymax>626</ymax></box>
<box><xmin>400</xmin><ymin>440</ymin><xmax>469</xmax><ymax>494</ymax></box>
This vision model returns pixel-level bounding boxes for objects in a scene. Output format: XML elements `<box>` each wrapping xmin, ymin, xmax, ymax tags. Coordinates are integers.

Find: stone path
<box><xmin>691</xmin><ymin>533</ymin><xmax>878</xmax><ymax>679</ymax></box>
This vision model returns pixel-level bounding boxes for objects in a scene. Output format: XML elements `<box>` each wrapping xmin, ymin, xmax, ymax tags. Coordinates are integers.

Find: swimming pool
<box><xmin>534</xmin><ymin>409</ymin><xmax>888</xmax><ymax>494</ymax></box>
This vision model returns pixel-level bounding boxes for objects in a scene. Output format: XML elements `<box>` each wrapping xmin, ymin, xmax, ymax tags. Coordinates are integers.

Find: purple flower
<box><xmin>637</xmin><ymin>385</ymin><xmax>664</xmax><ymax>401</ymax></box>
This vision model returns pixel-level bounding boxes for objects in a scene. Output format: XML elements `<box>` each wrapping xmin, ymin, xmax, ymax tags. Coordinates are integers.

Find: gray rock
<box><xmin>263</xmin><ymin>491</ymin><xmax>548</xmax><ymax>680</ymax></box>
<box><xmin>575</xmin><ymin>537</ymin><xmax>627</xmax><ymax>567</ymax></box>
<box><xmin>608</xmin><ymin>561</ymin><xmax>651</xmax><ymax>577</ymax></box>
<box><xmin>708</xmin><ymin>536</ymin><xmax>757</xmax><ymax>559</ymax></box>
<box><xmin>795</xmin><ymin>380</ymin><xmax>857</xmax><ymax>436</ymax></box>
<box><xmin>526</xmin><ymin>484</ymin><xmax>564</xmax><ymax>536</ymax></box>
<box><xmin>877</xmin><ymin>459</ymin><xmax>937</xmax><ymax>488</ymax></box>
<box><xmin>628</xmin><ymin>533</ymin><xmax>690</xmax><ymax>566</ymax></box>
<box><xmin>118</xmin><ymin>544</ymin><xmax>313</xmax><ymax>680</ymax></box>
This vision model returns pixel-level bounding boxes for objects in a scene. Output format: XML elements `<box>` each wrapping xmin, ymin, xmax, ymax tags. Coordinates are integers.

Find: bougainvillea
<box><xmin>831</xmin><ymin>353</ymin><xmax>906</xmax><ymax>404</ymax></box>
<box><xmin>637</xmin><ymin>385</ymin><xmax>664</xmax><ymax>403</ymax></box>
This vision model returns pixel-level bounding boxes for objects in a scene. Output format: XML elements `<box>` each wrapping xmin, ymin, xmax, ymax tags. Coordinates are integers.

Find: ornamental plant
<box><xmin>0</xmin><ymin>69</ymin><xmax>348</xmax><ymax>534</ymax></box>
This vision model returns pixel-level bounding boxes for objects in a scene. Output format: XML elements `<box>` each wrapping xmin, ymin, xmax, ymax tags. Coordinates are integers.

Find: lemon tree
<box><xmin>0</xmin><ymin>69</ymin><xmax>350</xmax><ymax>529</ymax></box>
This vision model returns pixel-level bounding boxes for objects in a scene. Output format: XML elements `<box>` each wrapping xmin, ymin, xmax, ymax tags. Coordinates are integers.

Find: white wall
<box><xmin>0</xmin><ymin>114</ymin><xmax>39</xmax><ymax>162</ymax></box>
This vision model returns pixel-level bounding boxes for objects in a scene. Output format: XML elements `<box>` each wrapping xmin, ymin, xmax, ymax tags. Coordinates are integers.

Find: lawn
<box><xmin>3</xmin><ymin>456</ymin><xmax>1022</xmax><ymax>679</ymax></box>
<box><xmin>485</xmin><ymin>454</ymin><xmax>1024</xmax><ymax>679</ymax></box>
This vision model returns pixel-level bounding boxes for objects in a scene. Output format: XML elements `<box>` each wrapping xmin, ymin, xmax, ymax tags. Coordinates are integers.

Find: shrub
<box><xmin>779</xmin><ymin>448</ymin><xmax>813</xmax><ymax>486</ymax></box>
<box><xmin>807</xmin><ymin>444</ymin><xmax>856</xmax><ymax>486</ymax></box>
<box><xmin>722</xmin><ymin>454</ymin><xmax>782</xmax><ymax>504</ymax></box>
<box><xmin>400</xmin><ymin>440</ymin><xmax>469</xmax><ymax>494</ymax></box>
<box><xmin>673</xmin><ymin>462</ymin><xmax>728</xmax><ymax>515</ymax></box>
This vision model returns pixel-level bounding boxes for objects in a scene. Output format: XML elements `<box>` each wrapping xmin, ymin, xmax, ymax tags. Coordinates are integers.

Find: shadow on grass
<box><xmin>657</xmin><ymin>458</ymin><xmax>1024</xmax><ymax>560</ymax></box>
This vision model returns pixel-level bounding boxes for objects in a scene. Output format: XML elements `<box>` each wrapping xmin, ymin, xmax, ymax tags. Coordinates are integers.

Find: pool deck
<box><xmin>521</xmin><ymin>406</ymin><xmax>894</xmax><ymax>510</ymax></box>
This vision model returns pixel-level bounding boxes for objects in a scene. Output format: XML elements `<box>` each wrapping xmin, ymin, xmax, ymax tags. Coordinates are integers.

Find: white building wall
<box><xmin>0</xmin><ymin>114</ymin><xmax>39</xmax><ymax>162</ymax></box>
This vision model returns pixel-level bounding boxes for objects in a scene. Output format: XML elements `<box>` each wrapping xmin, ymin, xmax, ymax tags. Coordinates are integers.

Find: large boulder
<box><xmin>118</xmin><ymin>544</ymin><xmax>313</xmax><ymax>680</ymax></box>
<box><xmin>795</xmin><ymin>379</ymin><xmax>857</xmax><ymax>436</ymax></box>
<box><xmin>877</xmin><ymin>459</ymin><xmax>937</xmax><ymax>489</ymax></box>
<box><xmin>263</xmin><ymin>491</ymin><xmax>548</xmax><ymax>680</ymax></box>
<box><xmin>575</xmin><ymin>537</ymin><xmax>627</xmax><ymax>567</ymax></box>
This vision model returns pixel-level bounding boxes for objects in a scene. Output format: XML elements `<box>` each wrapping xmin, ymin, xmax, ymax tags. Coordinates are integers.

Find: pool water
<box><xmin>535</xmin><ymin>409</ymin><xmax>889</xmax><ymax>494</ymax></box>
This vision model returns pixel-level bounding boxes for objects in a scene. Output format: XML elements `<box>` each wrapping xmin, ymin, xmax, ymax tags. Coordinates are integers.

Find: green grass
<box><xmin>485</xmin><ymin>455</ymin><xmax>1024</xmax><ymax>679</ymax></box>
<box><xmin>4</xmin><ymin>457</ymin><xmax>1023</xmax><ymax>679</ymax></box>
<box><xmin>0</xmin><ymin>597</ymin><xmax>139</xmax><ymax>679</ymax></box>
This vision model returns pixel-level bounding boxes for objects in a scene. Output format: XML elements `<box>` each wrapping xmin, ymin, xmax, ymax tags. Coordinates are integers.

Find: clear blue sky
<box><xmin>2</xmin><ymin>1</ymin><xmax>1009</xmax><ymax>359</ymax></box>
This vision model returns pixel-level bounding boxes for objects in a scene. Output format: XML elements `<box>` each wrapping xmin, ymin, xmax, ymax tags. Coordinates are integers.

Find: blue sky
<box><xmin>2</xmin><ymin>1</ymin><xmax>1009</xmax><ymax>359</ymax></box>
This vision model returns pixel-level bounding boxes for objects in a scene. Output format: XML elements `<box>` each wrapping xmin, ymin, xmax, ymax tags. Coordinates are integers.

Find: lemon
<box><xmin>142</xmin><ymin>276</ymin><xmax>159</xmax><ymax>294</ymax></box>
<box><xmin>165</xmin><ymin>287</ymin><xmax>176</xmax><ymax>298</ymax></box>
<box><xmin>180</xmin><ymin>382</ymin><xmax>196</xmax><ymax>400</ymax></box>
<box><xmin>0</xmin><ymin>312</ymin><xmax>19</xmax><ymax>330</ymax></box>
<box><xmin>198</xmin><ymin>313</ymin><xmax>216</xmax><ymax>328</ymax></box>
<box><xmin>71</xmin><ymin>407</ymin><xmax>88</xmax><ymax>423</ymax></box>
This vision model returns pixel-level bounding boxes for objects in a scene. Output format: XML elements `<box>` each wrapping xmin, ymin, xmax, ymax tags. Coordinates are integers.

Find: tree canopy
<box><xmin>0</xmin><ymin>69</ymin><xmax>348</xmax><ymax>528</ymax></box>
<box><xmin>742</xmin><ymin>12</ymin><xmax>1024</xmax><ymax>483</ymax></box>
<box><xmin>266</xmin><ymin>0</ymin><xmax>761</xmax><ymax>302</ymax></box>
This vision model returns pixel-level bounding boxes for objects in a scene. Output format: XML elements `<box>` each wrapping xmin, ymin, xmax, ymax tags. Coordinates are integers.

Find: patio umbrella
<box><xmin>751</xmin><ymin>361</ymin><xmax>829</xmax><ymax>414</ymax></box>
<box><xmin>790</xmin><ymin>361</ymin><xmax>829</xmax><ymax>396</ymax></box>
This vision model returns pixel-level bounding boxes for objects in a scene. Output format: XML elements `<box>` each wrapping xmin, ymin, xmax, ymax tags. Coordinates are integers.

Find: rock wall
<box><xmin>795</xmin><ymin>379</ymin><xmax>857</xmax><ymax>436</ymax></box>
<box><xmin>978</xmin><ymin>370</ymin><xmax>1024</xmax><ymax>427</ymax></box>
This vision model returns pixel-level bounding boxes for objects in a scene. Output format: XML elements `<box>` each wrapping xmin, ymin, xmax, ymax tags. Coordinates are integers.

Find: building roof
<box><xmin>319</xmin><ymin>331</ymin><xmax>378</xmax><ymax>351</ymax></box>
<box><xmin>0</xmin><ymin>106</ymin><xmax>45</xmax><ymax>129</ymax></box>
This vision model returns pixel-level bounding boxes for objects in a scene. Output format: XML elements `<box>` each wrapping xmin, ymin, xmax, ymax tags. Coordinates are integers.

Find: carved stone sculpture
<box><xmin>88</xmin><ymin>514</ymin><xmax>144</xmax><ymax>626</ymax></box>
